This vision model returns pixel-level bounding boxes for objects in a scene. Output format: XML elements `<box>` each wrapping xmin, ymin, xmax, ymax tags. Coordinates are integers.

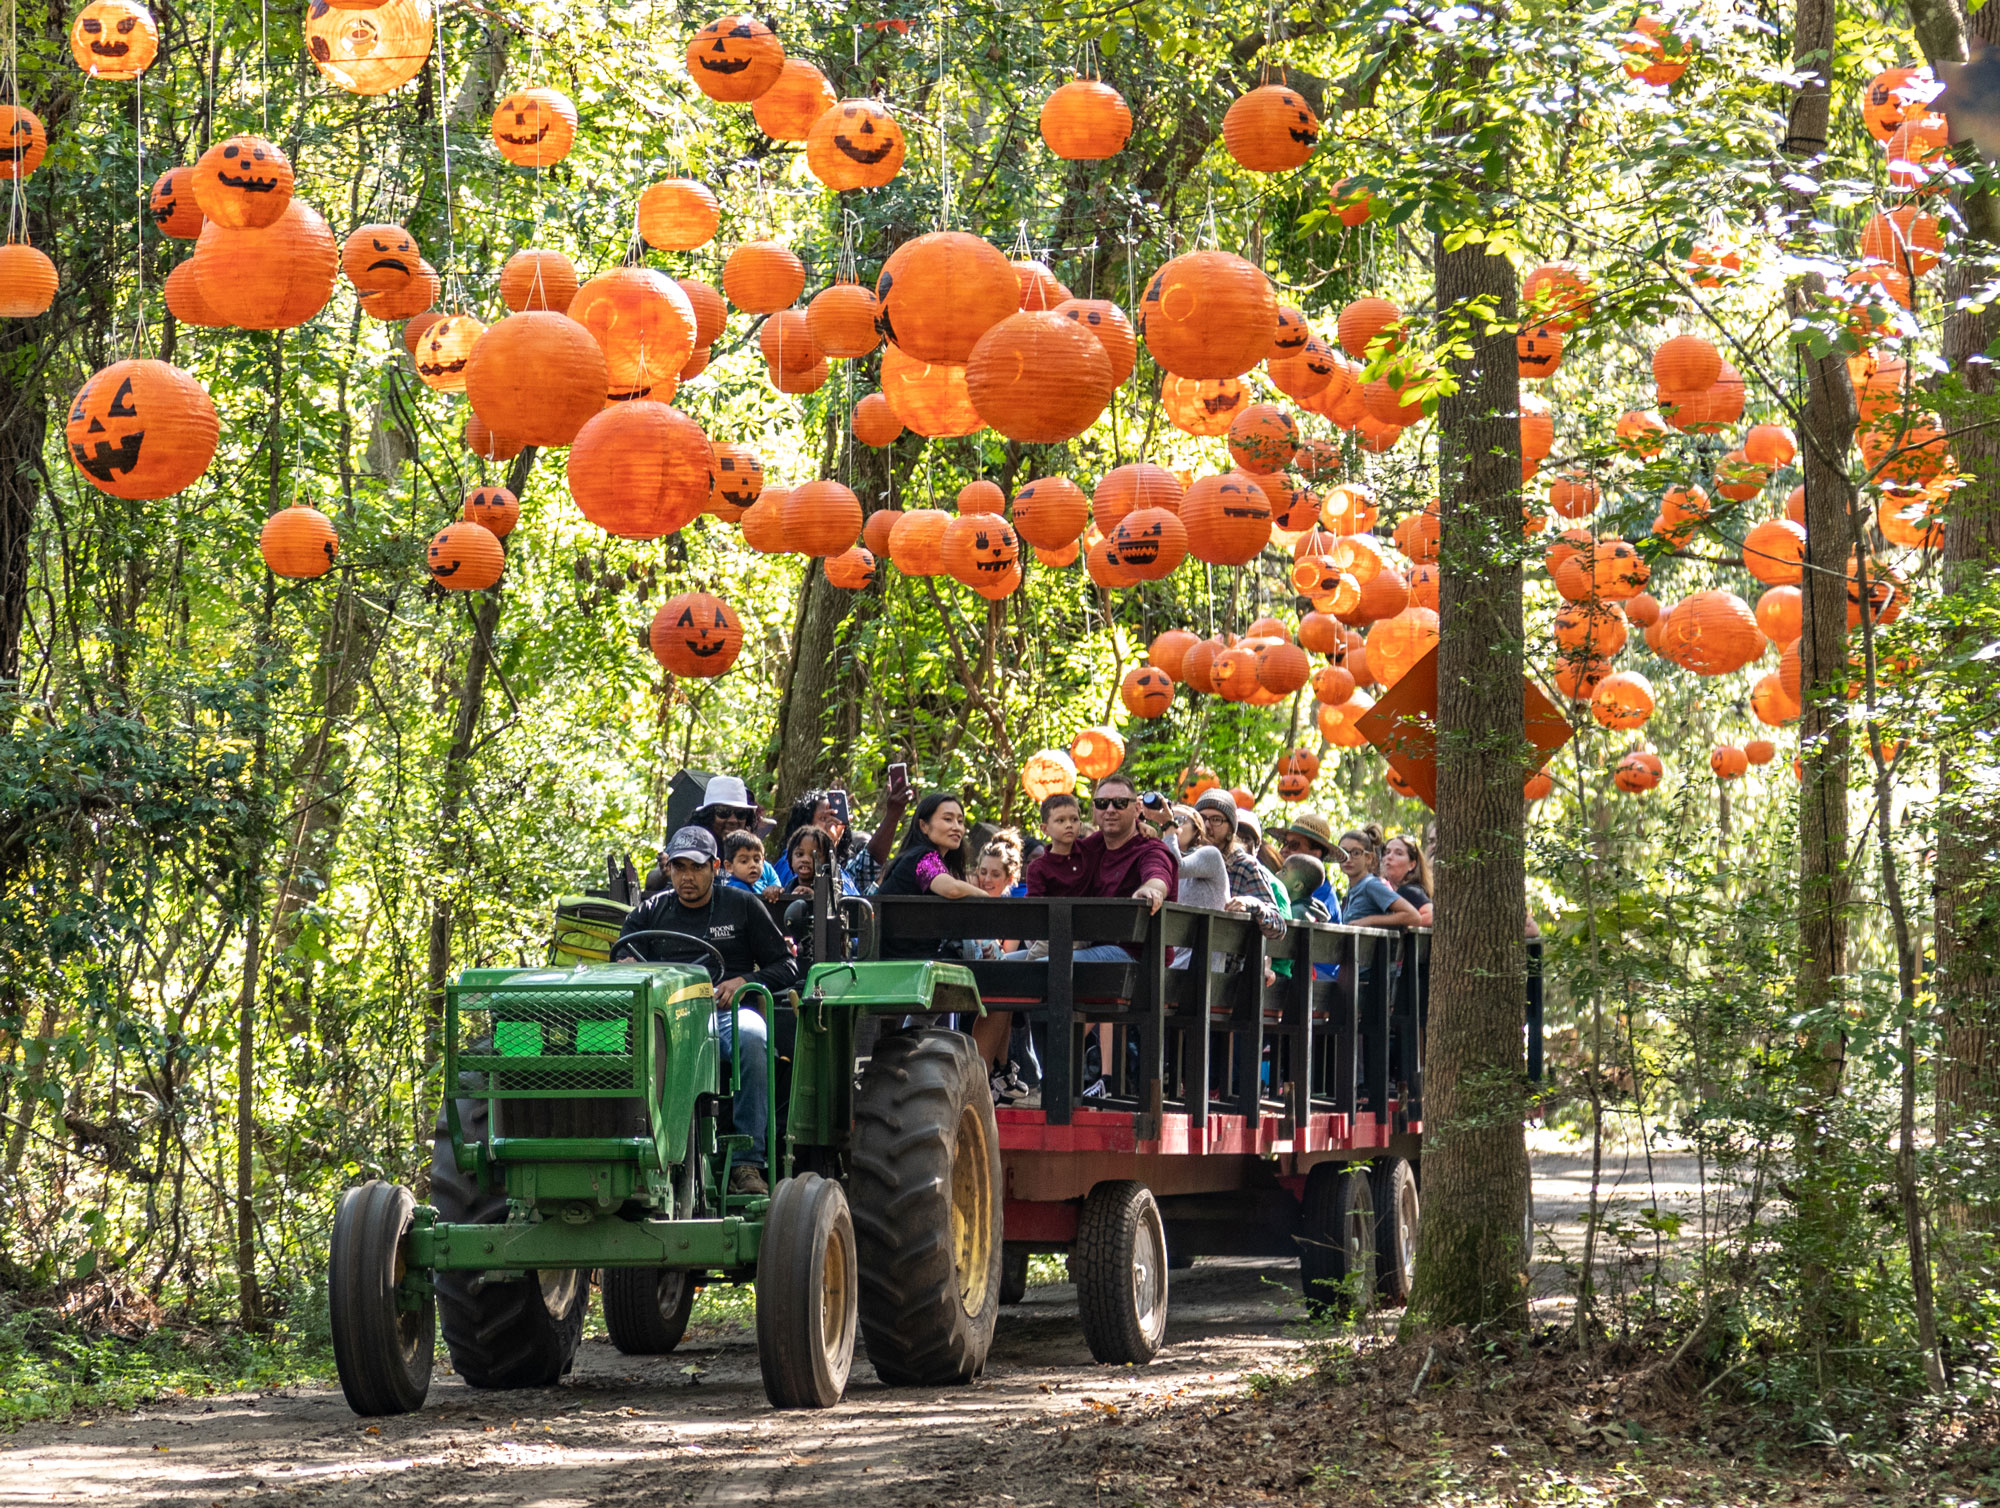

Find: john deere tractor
<box><xmin>328</xmin><ymin>861</ymin><xmax>998</xmax><ymax>1413</ymax></box>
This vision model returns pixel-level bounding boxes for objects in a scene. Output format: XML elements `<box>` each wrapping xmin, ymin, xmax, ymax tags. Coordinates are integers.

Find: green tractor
<box><xmin>328</xmin><ymin>873</ymin><xmax>999</xmax><ymax>1413</ymax></box>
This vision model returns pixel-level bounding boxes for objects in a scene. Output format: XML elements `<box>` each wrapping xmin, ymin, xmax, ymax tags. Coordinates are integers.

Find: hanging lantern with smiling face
<box><xmin>191</xmin><ymin>135</ymin><xmax>295</xmax><ymax>230</ymax></box>
<box><xmin>805</xmin><ymin>98</ymin><xmax>907</xmax><ymax>191</ymax></box>
<box><xmin>1021</xmin><ymin>749</ymin><xmax>1079</xmax><ymax>804</ymax></box>
<box><xmin>71</xmin><ymin>0</ymin><xmax>158</xmax><ymax>79</ymax></box>
<box><xmin>305</xmin><ymin>0</ymin><xmax>434</xmax><ymax>96</ymax></box>
<box><xmin>413</xmin><ymin>313</ymin><xmax>486</xmax><ymax>393</ymax></box>
<box><xmin>0</xmin><ymin>106</ymin><xmax>48</xmax><ymax>181</ymax></box>
<box><xmin>942</xmin><ymin>513</ymin><xmax>1022</xmax><ymax>590</ymax></box>
<box><xmin>1221</xmin><ymin>84</ymin><xmax>1320</xmax><ymax>172</ymax></box>
<box><xmin>685</xmin><ymin>14</ymin><xmax>785</xmax><ymax>102</ymax></box>
<box><xmin>709</xmin><ymin>443</ymin><xmax>765</xmax><ymax>515</ymax></box>
<box><xmin>426</xmin><ymin>522</ymin><xmax>505</xmax><ymax>592</ymax></box>
<box><xmin>650</xmin><ymin>592</ymin><xmax>744</xmax><ymax>677</ymax></box>
<box><xmin>148</xmin><ymin>167</ymin><xmax>205</xmax><ymax>237</ymax></box>
<box><xmin>490</xmin><ymin>86</ymin><xmax>577</xmax><ymax>168</ymax></box>
<box><xmin>1111</xmin><ymin>506</ymin><xmax>1188</xmax><ymax>580</ymax></box>
<box><xmin>65</xmin><ymin>359</ymin><xmax>219</xmax><ymax>500</ymax></box>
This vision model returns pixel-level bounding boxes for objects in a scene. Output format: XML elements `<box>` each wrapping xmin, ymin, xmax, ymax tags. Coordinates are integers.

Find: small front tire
<box><xmin>329</xmin><ymin>1180</ymin><xmax>434</xmax><ymax>1416</ymax></box>
<box><xmin>603</xmin><ymin>1268</ymin><xmax>697</xmax><ymax>1355</ymax></box>
<box><xmin>756</xmin><ymin>1173</ymin><xmax>858</xmax><ymax>1409</ymax></box>
<box><xmin>1073</xmin><ymin>1181</ymin><xmax>1169</xmax><ymax>1365</ymax></box>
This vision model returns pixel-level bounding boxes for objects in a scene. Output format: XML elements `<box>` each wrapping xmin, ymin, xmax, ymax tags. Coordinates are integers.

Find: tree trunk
<box><xmin>1406</xmin><ymin>43</ymin><xmax>1531</xmax><ymax>1331</ymax></box>
<box><xmin>425</xmin><ymin>448</ymin><xmax>535</xmax><ymax>1028</ymax></box>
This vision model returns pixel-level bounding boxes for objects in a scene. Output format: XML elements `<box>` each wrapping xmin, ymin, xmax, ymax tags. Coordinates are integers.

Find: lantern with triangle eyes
<box><xmin>685</xmin><ymin>14</ymin><xmax>785</xmax><ymax>103</ymax></box>
<box><xmin>65</xmin><ymin>358</ymin><xmax>219</xmax><ymax>500</ymax></box>
<box><xmin>649</xmin><ymin>591</ymin><xmax>744</xmax><ymax>677</ymax></box>
<box><xmin>0</xmin><ymin>106</ymin><xmax>47</xmax><ymax>181</ymax></box>
<box><xmin>490</xmin><ymin>86</ymin><xmax>577</xmax><ymax>168</ymax></box>
<box><xmin>1120</xmin><ymin>664</ymin><xmax>1175</xmax><ymax>718</ymax></box>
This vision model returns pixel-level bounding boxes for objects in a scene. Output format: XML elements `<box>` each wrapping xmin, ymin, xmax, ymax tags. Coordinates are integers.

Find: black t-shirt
<box><xmin>617</xmin><ymin>880</ymin><xmax>800</xmax><ymax>997</ymax></box>
<box><xmin>876</xmin><ymin>843</ymin><xmax>958</xmax><ymax>960</ymax></box>
<box><xmin>1397</xmin><ymin>882</ymin><xmax>1431</xmax><ymax>913</ymax></box>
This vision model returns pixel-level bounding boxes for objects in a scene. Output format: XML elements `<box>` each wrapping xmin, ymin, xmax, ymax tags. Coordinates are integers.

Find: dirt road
<box><xmin>0</xmin><ymin>1149</ymin><xmax>1718</xmax><ymax>1508</ymax></box>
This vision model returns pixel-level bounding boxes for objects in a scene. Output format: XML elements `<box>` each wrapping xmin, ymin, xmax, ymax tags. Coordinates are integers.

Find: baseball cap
<box><xmin>664</xmin><ymin>826</ymin><xmax>719</xmax><ymax>863</ymax></box>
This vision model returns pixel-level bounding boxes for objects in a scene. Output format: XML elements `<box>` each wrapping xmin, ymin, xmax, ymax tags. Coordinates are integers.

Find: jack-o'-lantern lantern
<box><xmin>805</xmin><ymin>98</ymin><xmax>907</xmax><ymax>191</ymax></box>
<box><xmin>260</xmin><ymin>504</ymin><xmax>339</xmax><ymax>579</ymax></box>
<box><xmin>570</xmin><ymin>268</ymin><xmax>698</xmax><ymax>399</ymax></box>
<box><xmin>567</xmin><ymin>401</ymin><xmax>714</xmax><ymax>539</ymax></box>
<box><xmin>1613</xmin><ymin>751</ymin><xmax>1661</xmax><ymax>794</ymax></box>
<box><xmin>65</xmin><ymin>359</ymin><xmax>218</xmax><ymax>499</ymax></box>
<box><xmin>650</xmin><ymin>592</ymin><xmax>744</xmax><ymax>677</ymax></box>
<box><xmin>685</xmin><ymin>15</ymin><xmax>785</xmax><ymax>103</ymax></box>
<box><xmin>1269</xmin><ymin>337</ymin><xmax>1337</xmax><ymax>401</ymax></box>
<box><xmin>1181</xmin><ymin>472</ymin><xmax>1271</xmax><ymax>565</ymax></box>
<box><xmin>807</xmin><ymin>282</ymin><xmax>881</xmax><ymax>358</ymax></box>
<box><xmin>1179</xmin><ymin>766</ymin><xmax>1220</xmax><ymax>803</ymax></box>
<box><xmin>852</xmin><ymin>391</ymin><xmax>903</xmax><ymax>447</ymax></box>
<box><xmin>71</xmin><ymin>0</ymin><xmax>158</xmax><ymax>78</ymax></box>
<box><xmin>879</xmin><ymin>344</ymin><xmax>982</xmax><ymax>437</ymax></box>
<box><xmin>0</xmin><ymin>107</ymin><xmax>47</xmax><ymax>181</ymax></box>
<box><xmin>875</xmin><ymin>231</ymin><xmax>1018</xmax><ymax>365</ymax></box>
<box><xmin>966</xmin><ymin>311</ymin><xmax>1114</xmax><ymax>443</ymax></box>
<box><xmin>1277</xmin><ymin>770</ymin><xmax>1314</xmax><ymax>802</ymax></box>
<box><xmin>1052</xmin><ymin>298</ymin><xmax>1136</xmax><ymax>387</ymax></box>
<box><xmin>413</xmin><ymin>312</ymin><xmax>485</xmax><ymax>393</ymax></box>
<box><xmin>1162</xmin><ymin>374</ymin><xmax>1246</xmax><ymax>436</ymax></box>
<box><xmin>356</xmin><ymin>255</ymin><xmax>436</xmax><ymax>321</ymax></box>
<box><xmin>490</xmin><ymin>86</ymin><xmax>576</xmax><ymax>168</ymax></box>
<box><xmin>824</xmin><ymin>545</ymin><xmax>876</xmax><ymax>590</ymax></box>
<box><xmin>341</xmin><ymin>222</ymin><xmax>420</xmax><ymax>295</ymax></box>
<box><xmin>1021</xmin><ymin>749</ymin><xmax>1079</xmax><ymax>803</ymax></box>
<box><xmin>638</xmin><ymin>179</ymin><xmax>720</xmax><ymax>252</ymax></box>
<box><xmin>1137</xmin><ymin>250</ymin><xmax>1277</xmax><ymax>379</ymax></box>
<box><xmin>710</xmin><ymin>443</ymin><xmax>765</xmax><ymax>514</ymax></box>
<box><xmin>942</xmin><ymin>512</ymin><xmax>1021</xmax><ymax>589</ymax></box>
<box><xmin>1070</xmin><ymin>726</ymin><xmax>1125</xmax><ymax>780</ymax></box>
<box><xmin>722</xmin><ymin>241</ymin><xmax>805</xmax><ymax>315</ymax></box>
<box><xmin>1710</xmin><ymin>745</ymin><xmax>1749</xmax><ymax>780</ymax></box>
<box><xmin>0</xmin><ymin>244</ymin><xmax>58</xmax><ymax>318</ymax></box>
<box><xmin>305</xmin><ymin>0</ymin><xmax>433</xmax><ymax>96</ymax></box>
<box><xmin>1087</xmin><ymin>531</ymin><xmax>1142</xmax><ymax>590</ymax></box>
<box><xmin>1121</xmin><ymin>665</ymin><xmax>1174</xmax><ymax>718</ymax></box>
<box><xmin>426</xmin><ymin>522</ymin><xmax>504</xmax><ymax>591</ymax></box>
<box><xmin>148</xmin><ymin>167</ymin><xmax>204</xmax><ymax>237</ymax></box>
<box><xmin>758</xmin><ymin>309</ymin><xmax>822</xmax><ymax>375</ymax></box>
<box><xmin>1222</xmin><ymin>83</ymin><xmax>1319</xmax><ymax>172</ymax></box>
<box><xmin>1011</xmin><ymin>476</ymin><xmax>1089</xmax><ymax>549</ymax></box>
<box><xmin>784</xmin><ymin>480</ymin><xmax>864</xmax><ymax>557</ymax></box>
<box><xmin>1112</xmin><ymin>506</ymin><xmax>1188</xmax><ymax>579</ymax></box>
<box><xmin>498</xmin><ymin>247</ymin><xmax>578</xmax><ymax>313</ymax></box>
<box><xmin>461</xmin><ymin>485</ymin><xmax>519</xmax><ymax>538</ymax></box>
<box><xmin>1517</xmin><ymin>323</ymin><xmax>1565</xmax><ymax>378</ymax></box>
<box><xmin>1312</xmin><ymin>662</ymin><xmax>1356</xmax><ymax>706</ymax></box>
<box><xmin>465</xmin><ymin>311</ymin><xmax>607</xmax><ymax>447</ymax></box>
<box><xmin>192</xmin><ymin>135</ymin><xmax>293</xmax><ymax>228</ymax></box>
<box><xmin>1266</xmin><ymin>303</ymin><xmax>1309</xmax><ymax>362</ymax></box>
<box><xmin>1227</xmin><ymin>403</ymin><xmax>1297</xmax><ymax>473</ymax></box>
<box><xmin>753</xmin><ymin>58</ymin><xmax>837</xmax><ymax>140</ymax></box>
<box><xmin>1040</xmin><ymin>77</ymin><xmax>1131</xmax><ymax>159</ymax></box>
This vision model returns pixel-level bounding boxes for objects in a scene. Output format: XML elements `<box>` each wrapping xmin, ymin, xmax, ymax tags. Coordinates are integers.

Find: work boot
<box><xmin>729</xmin><ymin>1164</ymin><xmax>769</xmax><ymax>1196</ymax></box>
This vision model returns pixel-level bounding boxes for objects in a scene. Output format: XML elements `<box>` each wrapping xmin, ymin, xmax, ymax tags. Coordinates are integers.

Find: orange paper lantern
<box><xmin>1137</xmin><ymin>249</ymin><xmax>1277</xmax><ymax>379</ymax></box>
<box><xmin>566</xmin><ymin>401</ymin><xmax>714</xmax><ymax>539</ymax></box>
<box><xmin>685</xmin><ymin>14</ymin><xmax>784</xmax><ymax>103</ymax></box>
<box><xmin>805</xmin><ymin>98</ymin><xmax>908</xmax><ymax>190</ymax></box>
<box><xmin>465</xmin><ymin>311</ymin><xmax>609</xmax><ymax>448</ymax></box>
<box><xmin>65</xmin><ymin>359</ymin><xmax>218</xmax><ymax>499</ymax></box>
<box><xmin>426</xmin><ymin>521</ymin><xmax>504</xmax><ymax>591</ymax></box>
<box><xmin>876</xmin><ymin>231</ymin><xmax>1017</xmax><ymax>365</ymax></box>
<box><xmin>260</xmin><ymin>504</ymin><xmax>339</xmax><ymax>579</ymax></box>
<box><xmin>1040</xmin><ymin>78</ymin><xmax>1131</xmax><ymax>159</ymax></box>
<box><xmin>966</xmin><ymin>311</ymin><xmax>1114</xmax><ymax>442</ymax></box>
<box><xmin>1221</xmin><ymin>84</ymin><xmax>1318</xmax><ymax>172</ymax></box>
<box><xmin>784</xmin><ymin>480</ymin><xmax>864</xmax><ymax>557</ymax></box>
<box><xmin>651</xmin><ymin>592</ymin><xmax>744</xmax><ymax>677</ymax></box>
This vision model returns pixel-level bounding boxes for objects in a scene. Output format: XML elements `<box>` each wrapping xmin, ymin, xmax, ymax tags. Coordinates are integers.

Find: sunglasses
<box><xmin>1093</xmin><ymin>796</ymin><xmax>1134</xmax><ymax>810</ymax></box>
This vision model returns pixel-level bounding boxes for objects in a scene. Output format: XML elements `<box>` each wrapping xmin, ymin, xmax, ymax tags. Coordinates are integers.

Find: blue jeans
<box><xmin>717</xmin><ymin>1002</ymin><xmax>768</xmax><ymax>1169</ymax></box>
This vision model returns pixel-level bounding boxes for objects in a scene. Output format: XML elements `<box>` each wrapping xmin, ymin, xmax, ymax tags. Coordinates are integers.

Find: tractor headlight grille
<box><xmin>450</xmin><ymin>984</ymin><xmax>644</xmax><ymax>1098</ymax></box>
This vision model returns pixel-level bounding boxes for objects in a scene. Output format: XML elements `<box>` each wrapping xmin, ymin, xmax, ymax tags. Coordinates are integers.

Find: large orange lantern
<box><xmin>1137</xmin><ymin>250</ymin><xmax>1277</xmax><ymax>379</ymax></box>
<box><xmin>72</xmin><ymin>0</ymin><xmax>159</xmax><ymax>79</ymax></box>
<box><xmin>1070</xmin><ymin>726</ymin><xmax>1125</xmax><ymax>780</ymax></box>
<box><xmin>638</xmin><ymin>179</ymin><xmax>720</xmax><ymax>251</ymax></box>
<box><xmin>191</xmin><ymin>135</ymin><xmax>293</xmax><ymax>229</ymax></box>
<box><xmin>804</xmin><ymin>99</ymin><xmax>907</xmax><ymax>190</ymax></box>
<box><xmin>784</xmin><ymin>480</ymin><xmax>864</xmax><ymax>557</ymax></box>
<box><xmin>685</xmin><ymin>15</ymin><xmax>785</xmax><ymax>102</ymax></box>
<box><xmin>1011</xmin><ymin>476</ymin><xmax>1090</xmax><ymax>549</ymax></box>
<box><xmin>1120</xmin><ymin>665</ymin><xmax>1174</xmax><ymax>718</ymax></box>
<box><xmin>722</xmin><ymin>241</ymin><xmax>805</xmax><ymax>315</ymax></box>
<box><xmin>887</xmin><ymin>508</ymin><xmax>951</xmax><ymax>575</ymax></box>
<box><xmin>752</xmin><ymin>59</ymin><xmax>837</xmax><ymax>141</ymax></box>
<box><xmin>1040</xmin><ymin>78</ymin><xmax>1131</xmax><ymax>159</ymax></box>
<box><xmin>191</xmin><ymin>197</ymin><xmax>338</xmax><ymax>330</ymax></box>
<box><xmin>65</xmin><ymin>359</ymin><xmax>218</xmax><ymax>499</ymax></box>
<box><xmin>650</xmin><ymin>592</ymin><xmax>744</xmax><ymax>677</ymax></box>
<box><xmin>260</xmin><ymin>504</ymin><xmax>339</xmax><ymax>579</ymax></box>
<box><xmin>426</xmin><ymin>522</ymin><xmax>504</xmax><ymax>591</ymax></box>
<box><xmin>880</xmin><ymin>344</ymin><xmax>981</xmax><ymax>437</ymax></box>
<box><xmin>570</xmin><ymin>268</ymin><xmax>698</xmax><ymax>400</ymax></box>
<box><xmin>1181</xmin><ymin>473</ymin><xmax>1271</xmax><ymax>565</ymax></box>
<box><xmin>566</xmin><ymin>401</ymin><xmax>714</xmax><ymax>539</ymax></box>
<box><xmin>305</xmin><ymin>0</ymin><xmax>433</xmax><ymax>96</ymax></box>
<box><xmin>875</xmin><ymin>231</ymin><xmax>1018</xmax><ymax>365</ymax></box>
<box><xmin>465</xmin><ymin>311</ymin><xmax>608</xmax><ymax>448</ymax></box>
<box><xmin>1221</xmin><ymin>84</ymin><xmax>1319</xmax><ymax>171</ymax></box>
<box><xmin>965</xmin><ymin>311</ymin><xmax>1114</xmax><ymax>442</ymax></box>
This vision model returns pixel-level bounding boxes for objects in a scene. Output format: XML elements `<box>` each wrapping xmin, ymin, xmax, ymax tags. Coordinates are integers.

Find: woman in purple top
<box><xmin>875</xmin><ymin>794</ymin><xmax>985</xmax><ymax>959</ymax></box>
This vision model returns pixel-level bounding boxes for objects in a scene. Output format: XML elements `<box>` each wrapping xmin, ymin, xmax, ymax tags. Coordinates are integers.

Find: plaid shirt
<box><xmin>1224</xmin><ymin>849</ymin><xmax>1289</xmax><ymax>940</ymax></box>
<box><xmin>844</xmin><ymin>846</ymin><xmax>884</xmax><ymax>896</ymax></box>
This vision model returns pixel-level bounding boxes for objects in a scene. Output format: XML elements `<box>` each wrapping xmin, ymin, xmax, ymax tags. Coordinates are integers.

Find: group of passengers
<box><xmin>614</xmin><ymin>768</ymin><xmax>1439</xmax><ymax>1182</ymax></box>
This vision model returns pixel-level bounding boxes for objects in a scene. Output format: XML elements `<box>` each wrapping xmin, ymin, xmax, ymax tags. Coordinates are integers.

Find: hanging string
<box><xmin>935</xmin><ymin>8</ymin><xmax>950</xmax><ymax>231</ymax></box>
<box><xmin>6</xmin><ymin>0</ymin><xmax>22</xmax><ymax>245</ymax></box>
<box><xmin>433</xmin><ymin>15</ymin><xmax>460</xmax><ymax>309</ymax></box>
<box><xmin>129</xmin><ymin>72</ymin><xmax>145</xmax><ymax>355</ymax></box>
<box><xmin>259</xmin><ymin>0</ymin><xmax>270</xmax><ymax>134</ymax></box>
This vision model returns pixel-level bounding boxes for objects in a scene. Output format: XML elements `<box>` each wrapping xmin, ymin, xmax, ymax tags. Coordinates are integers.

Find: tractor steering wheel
<box><xmin>611</xmin><ymin>928</ymin><xmax>726</xmax><ymax>978</ymax></box>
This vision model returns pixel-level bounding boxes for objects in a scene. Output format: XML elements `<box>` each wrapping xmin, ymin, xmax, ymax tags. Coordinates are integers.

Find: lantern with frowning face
<box><xmin>1120</xmin><ymin>665</ymin><xmax>1174</xmax><ymax>718</ymax></box>
<box><xmin>341</xmin><ymin>222</ymin><xmax>421</xmax><ymax>296</ymax></box>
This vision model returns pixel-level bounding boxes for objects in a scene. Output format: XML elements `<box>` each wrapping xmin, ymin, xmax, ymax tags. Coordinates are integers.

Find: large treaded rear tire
<box><xmin>1299</xmin><ymin>1160</ymin><xmax>1376</xmax><ymax>1315</ymax></box>
<box><xmin>1371</xmin><ymin>1156</ymin><xmax>1420</xmax><ymax>1305</ymax></box>
<box><xmin>329</xmin><ymin>1180</ymin><xmax>433</xmax><ymax>1415</ymax></box>
<box><xmin>1073</xmin><ymin>1181</ymin><xmax>1169</xmax><ymax>1365</ymax></box>
<box><xmin>849</xmin><ymin>1029</ymin><xmax>1002</xmax><ymax>1386</ymax></box>
<box><xmin>429</xmin><ymin>1096</ymin><xmax>589</xmax><ymax>1389</ymax></box>
<box><xmin>757</xmin><ymin>1172</ymin><xmax>858</xmax><ymax>1408</ymax></box>
<box><xmin>602</xmin><ymin>1268</ymin><xmax>695</xmax><ymax>1355</ymax></box>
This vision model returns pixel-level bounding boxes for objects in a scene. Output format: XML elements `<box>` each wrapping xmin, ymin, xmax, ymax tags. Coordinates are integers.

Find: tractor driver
<box><xmin>616</xmin><ymin>826</ymin><xmax>800</xmax><ymax>1196</ymax></box>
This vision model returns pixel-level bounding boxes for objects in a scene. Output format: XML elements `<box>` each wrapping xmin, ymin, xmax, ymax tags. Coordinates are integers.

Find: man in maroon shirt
<box><xmin>1070</xmin><ymin>773</ymin><xmax>1177</xmax><ymax>958</ymax></box>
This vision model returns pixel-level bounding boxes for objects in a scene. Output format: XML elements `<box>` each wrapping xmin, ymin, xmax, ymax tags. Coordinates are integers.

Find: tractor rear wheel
<box><xmin>849</xmin><ymin>1029</ymin><xmax>1002</xmax><ymax>1385</ymax></box>
<box><xmin>329</xmin><ymin>1180</ymin><xmax>433</xmax><ymax>1415</ymax></box>
<box><xmin>756</xmin><ymin>1172</ymin><xmax>858</xmax><ymax>1408</ymax></box>
<box><xmin>1299</xmin><ymin>1161</ymin><xmax>1376</xmax><ymax>1315</ymax></box>
<box><xmin>602</xmin><ymin>1268</ymin><xmax>696</xmax><ymax>1355</ymax></box>
<box><xmin>1073</xmin><ymin>1181</ymin><xmax>1169</xmax><ymax>1364</ymax></box>
<box><xmin>429</xmin><ymin>1096</ymin><xmax>589</xmax><ymax>1389</ymax></box>
<box><xmin>1371</xmin><ymin>1156</ymin><xmax>1420</xmax><ymax>1305</ymax></box>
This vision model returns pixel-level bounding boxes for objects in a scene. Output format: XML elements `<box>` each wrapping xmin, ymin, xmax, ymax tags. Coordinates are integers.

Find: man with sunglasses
<box><xmin>690</xmin><ymin>774</ymin><xmax>782</xmax><ymax>901</ymax></box>
<box><xmin>1068</xmin><ymin>774</ymin><xmax>1177</xmax><ymax>959</ymax></box>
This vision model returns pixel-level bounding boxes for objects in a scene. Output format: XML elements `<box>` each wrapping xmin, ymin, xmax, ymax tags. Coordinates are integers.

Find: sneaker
<box><xmin>1012</xmin><ymin>1089</ymin><xmax>1042</xmax><ymax>1110</ymax></box>
<box><xmin>729</xmin><ymin>1165</ymin><xmax>769</xmax><ymax>1196</ymax></box>
<box><xmin>990</xmin><ymin>1062</ymin><xmax>1029</xmax><ymax>1105</ymax></box>
<box><xmin>1082</xmin><ymin>1077</ymin><xmax>1108</xmax><ymax>1100</ymax></box>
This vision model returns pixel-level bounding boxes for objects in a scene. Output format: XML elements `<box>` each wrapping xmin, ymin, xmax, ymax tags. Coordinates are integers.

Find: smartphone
<box><xmin>887</xmin><ymin>761</ymin><xmax>908</xmax><ymax>792</ymax></box>
<box><xmin>826</xmin><ymin>788</ymin><xmax>851</xmax><ymax>827</ymax></box>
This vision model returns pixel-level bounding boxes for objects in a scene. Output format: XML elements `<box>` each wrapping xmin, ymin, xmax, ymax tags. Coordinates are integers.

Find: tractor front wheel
<box><xmin>850</xmin><ymin>1029</ymin><xmax>1002</xmax><ymax>1386</ymax></box>
<box><xmin>429</xmin><ymin>1097</ymin><xmax>589</xmax><ymax>1389</ymax></box>
<box><xmin>603</xmin><ymin>1268</ymin><xmax>696</xmax><ymax>1355</ymax></box>
<box><xmin>329</xmin><ymin>1180</ymin><xmax>434</xmax><ymax>1416</ymax></box>
<box><xmin>756</xmin><ymin>1172</ymin><xmax>858</xmax><ymax>1408</ymax></box>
